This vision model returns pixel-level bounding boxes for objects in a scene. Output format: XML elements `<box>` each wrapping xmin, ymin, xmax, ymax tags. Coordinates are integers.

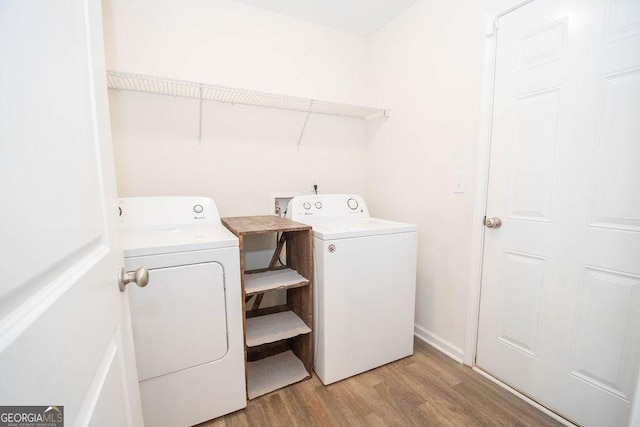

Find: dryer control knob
<box><xmin>347</xmin><ymin>198</ymin><xmax>359</xmax><ymax>210</ymax></box>
<box><xmin>315</xmin><ymin>201</ymin><xmax>323</xmax><ymax>209</ymax></box>
<box><xmin>193</xmin><ymin>204</ymin><xmax>204</xmax><ymax>214</ymax></box>
<box><xmin>303</xmin><ymin>202</ymin><xmax>311</xmax><ymax>210</ymax></box>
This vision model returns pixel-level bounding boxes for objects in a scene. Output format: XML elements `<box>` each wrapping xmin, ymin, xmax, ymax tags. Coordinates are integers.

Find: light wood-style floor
<box><xmin>204</xmin><ymin>340</ymin><xmax>563</xmax><ymax>426</ymax></box>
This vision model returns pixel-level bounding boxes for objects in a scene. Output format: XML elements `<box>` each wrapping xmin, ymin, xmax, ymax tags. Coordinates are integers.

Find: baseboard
<box><xmin>414</xmin><ymin>324</ymin><xmax>464</xmax><ymax>364</ymax></box>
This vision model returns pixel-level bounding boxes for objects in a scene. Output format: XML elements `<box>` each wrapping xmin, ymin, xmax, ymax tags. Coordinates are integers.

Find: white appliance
<box><xmin>287</xmin><ymin>194</ymin><xmax>417</xmax><ymax>385</ymax></box>
<box><xmin>119</xmin><ymin>197</ymin><xmax>246</xmax><ymax>426</ymax></box>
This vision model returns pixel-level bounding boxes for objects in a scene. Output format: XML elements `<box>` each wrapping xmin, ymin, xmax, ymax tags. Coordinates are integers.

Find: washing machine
<box><xmin>119</xmin><ymin>197</ymin><xmax>246</xmax><ymax>426</ymax></box>
<box><xmin>287</xmin><ymin>194</ymin><xmax>417</xmax><ymax>385</ymax></box>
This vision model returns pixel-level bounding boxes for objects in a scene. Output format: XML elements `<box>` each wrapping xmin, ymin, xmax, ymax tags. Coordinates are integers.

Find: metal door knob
<box><xmin>484</xmin><ymin>217</ymin><xmax>502</xmax><ymax>229</ymax></box>
<box><xmin>118</xmin><ymin>266</ymin><xmax>149</xmax><ymax>292</ymax></box>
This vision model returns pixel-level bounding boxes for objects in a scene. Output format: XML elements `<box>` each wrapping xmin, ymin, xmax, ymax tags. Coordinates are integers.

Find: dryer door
<box><xmin>128</xmin><ymin>261</ymin><xmax>228</xmax><ymax>381</ymax></box>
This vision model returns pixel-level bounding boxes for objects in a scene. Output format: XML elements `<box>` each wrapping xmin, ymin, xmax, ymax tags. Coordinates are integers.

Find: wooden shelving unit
<box><xmin>221</xmin><ymin>215</ymin><xmax>313</xmax><ymax>400</ymax></box>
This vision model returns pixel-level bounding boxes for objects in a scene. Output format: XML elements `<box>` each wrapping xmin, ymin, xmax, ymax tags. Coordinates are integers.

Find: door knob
<box><xmin>119</xmin><ymin>266</ymin><xmax>149</xmax><ymax>292</ymax></box>
<box><xmin>484</xmin><ymin>217</ymin><xmax>502</xmax><ymax>229</ymax></box>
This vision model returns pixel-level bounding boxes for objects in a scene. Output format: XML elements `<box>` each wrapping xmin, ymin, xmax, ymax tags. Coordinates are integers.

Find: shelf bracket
<box><xmin>198</xmin><ymin>84</ymin><xmax>204</xmax><ymax>140</ymax></box>
<box><xmin>296</xmin><ymin>101</ymin><xmax>313</xmax><ymax>150</ymax></box>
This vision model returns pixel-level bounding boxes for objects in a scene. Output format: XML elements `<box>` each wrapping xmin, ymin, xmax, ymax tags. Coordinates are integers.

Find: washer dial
<box><xmin>315</xmin><ymin>201</ymin><xmax>323</xmax><ymax>209</ymax></box>
<box><xmin>303</xmin><ymin>202</ymin><xmax>311</xmax><ymax>210</ymax></box>
<box><xmin>193</xmin><ymin>204</ymin><xmax>204</xmax><ymax>214</ymax></box>
<box><xmin>347</xmin><ymin>198</ymin><xmax>359</xmax><ymax>210</ymax></box>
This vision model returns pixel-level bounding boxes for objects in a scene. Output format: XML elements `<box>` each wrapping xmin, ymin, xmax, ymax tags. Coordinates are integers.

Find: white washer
<box><xmin>119</xmin><ymin>197</ymin><xmax>246</xmax><ymax>426</ymax></box>
<box><xmin>287</xmin><ymin>194</ymin><xmax>417</xmax><ymax>385</ymax></box>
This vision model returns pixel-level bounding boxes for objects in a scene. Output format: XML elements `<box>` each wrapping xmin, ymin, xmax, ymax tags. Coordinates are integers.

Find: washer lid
<box><xmin>122</xmin><ymin>225</ymin><xmax>238</xmax><ymax>257</ymax></box>
<box><xmin>302</xmin><ymin>217</ymin><xmax>417</xmax><ymax>240</ymax></box>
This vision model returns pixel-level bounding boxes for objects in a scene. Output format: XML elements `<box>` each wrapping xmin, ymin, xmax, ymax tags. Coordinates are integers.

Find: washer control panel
<box><xmin>286</xmin><ymin>194</ymin><xmax>369</xmax><ymax>221</ymax></box>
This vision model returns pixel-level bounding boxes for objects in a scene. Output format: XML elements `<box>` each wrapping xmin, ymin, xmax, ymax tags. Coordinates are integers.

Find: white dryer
<box><xmin>119</xmin><ymin>197</ymin><xmax>245</xmax><ymax>426</ymax></box>
<box><xmin>287</xmin><ymin>194</ymin><xmax>417</xmax><ymax>385</ymax></box>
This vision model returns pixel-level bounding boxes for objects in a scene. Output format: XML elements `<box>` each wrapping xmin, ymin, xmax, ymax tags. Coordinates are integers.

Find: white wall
<box><xmin>102</xmin><ymin>0</ymin><xmax>370</xmax><ymax>104</ymax></box>
<box><xmin>366</xmin><ymin>0</ymin><xmax>510</xmax><ymax>359</ymax></box>
<box><xmin>103</xmin><ymin>0</ymin><xmax>374</xmax><ymax>218</ymax></box>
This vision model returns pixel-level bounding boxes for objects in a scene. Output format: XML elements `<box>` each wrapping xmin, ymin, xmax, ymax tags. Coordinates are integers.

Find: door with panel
<box><xmin>476</xmin><ymin>0</ymin><xmax>640</xmax><ymax>425</ymax></box>
<box><xmin>0</xmin><ymin>0</ymin><xmax>143</xmax><ymax>425</ymax></box>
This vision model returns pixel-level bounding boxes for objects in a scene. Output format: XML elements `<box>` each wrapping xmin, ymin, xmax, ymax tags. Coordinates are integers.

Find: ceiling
<box><xmin>230</xmin><ymin>0</ymin><xmax>419</xmax><ymax>36</ymax></box>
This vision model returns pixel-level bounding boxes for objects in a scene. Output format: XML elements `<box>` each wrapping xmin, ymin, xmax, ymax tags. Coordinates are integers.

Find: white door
<box><xmin>476</xmin><ymin>0</ymin><xmax>640</xmax><ymax>425</ymax></box>
<box><xmin>0</xmin><ymin>1</ymin><xmax>144</xmax><ymax>426</ymax></box>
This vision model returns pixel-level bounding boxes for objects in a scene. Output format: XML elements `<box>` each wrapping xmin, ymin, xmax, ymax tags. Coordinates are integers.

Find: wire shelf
<box><xmin>106</xmin><ymin>70</ymin><xmax>387</xmax><ymax>120</ymax></box>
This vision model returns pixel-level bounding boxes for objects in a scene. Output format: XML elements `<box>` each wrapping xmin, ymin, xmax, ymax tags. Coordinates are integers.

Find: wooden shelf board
<box><xmin>246</xmin><ymin>310</ymin><xmax>311</xmax><ymax>347</ymax></box>
<box><xmin>222</xmin><ymin>215</ymin><xmax>311</xmax><ymax>236</ymax></box>
<box><xmin>245</xmin><ymin>268</ymin><xmax>309</xmax><ymax>295</ymax></box>
<box><xmin>245</xmin><ymin>266</ymin><xmax>288</xmax><ymax>275</ymax></box>
<box><xmin>246</xmin><ymin>304</ymin><xmax>290</xmax><ymax>318</ymax></box>
<box><xmin>247</xmin><ymin>350</ymin><xmax>310</xmax><ymax>400</ymax></box>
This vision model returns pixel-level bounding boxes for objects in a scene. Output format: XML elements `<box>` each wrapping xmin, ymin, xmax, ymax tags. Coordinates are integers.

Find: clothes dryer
<box><xmin>288</xmin><ymin>194</ymin><xmax>417</xmax><ymax>385</ymax></box>
<box><xmin>119</xmin><ymin>197</ymin><xmax>245</xmax><ymax>426</ymax></box>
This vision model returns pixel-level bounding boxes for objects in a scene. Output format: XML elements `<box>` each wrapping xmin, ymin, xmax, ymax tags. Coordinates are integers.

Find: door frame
<box><xmin>462</xmin><ymin>1</ymin><xmax>640</xmax><ymax>425</ymax></box>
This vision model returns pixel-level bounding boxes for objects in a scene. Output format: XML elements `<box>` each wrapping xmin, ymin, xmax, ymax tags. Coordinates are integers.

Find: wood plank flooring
<box><xmin>203</xmin><ymin>340</ymin><xmax>564</xmax><ymax>426</ymax></box>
